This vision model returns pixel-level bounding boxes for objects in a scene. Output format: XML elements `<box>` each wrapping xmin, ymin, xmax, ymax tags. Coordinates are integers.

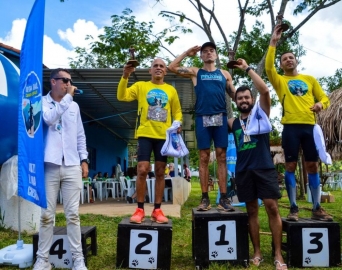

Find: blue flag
<box><xmin>18</xmin><ymin>0</ymin><xmax>47</xmax><ymax>208</ymax></box>
<box><xmin>226</xmin><ymin>133</ymin><xmax>237</xmax><ymax>178</ymax></box>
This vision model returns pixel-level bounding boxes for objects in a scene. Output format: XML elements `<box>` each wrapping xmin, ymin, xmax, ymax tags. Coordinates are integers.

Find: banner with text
<box><xmin>18</xmin><ymin>0</ymin><xmax>47</xmax><ymax>208</ymax></box>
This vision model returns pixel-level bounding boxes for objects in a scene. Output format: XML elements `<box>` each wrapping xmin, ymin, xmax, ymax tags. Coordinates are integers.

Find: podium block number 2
<box><xmin>49</xmin><ymin>235</ymin><xmax>73</xmax><ymax>269</ymax></box>
<box><xmin>129</xmin><ymin>230</ymin><xmax>158</xmax><ymax>269</ymax></box>
<box><xmin>302</xmin><ymin>228</ymin><xmax>329</xmax><ymax>267</ymax></box>
<box><xmin>208</xmin><ymin>221</ymin><xmax>237</xmax><ymax>260</ymax></box>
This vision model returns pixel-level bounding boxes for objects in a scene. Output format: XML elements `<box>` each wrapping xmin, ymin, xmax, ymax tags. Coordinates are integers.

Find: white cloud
<box><xmin>0</xmin><ymin>18</ymin><xmax>104</xmax><ymax>68</ymax></box>
<box><xmin>0</xmin><ymin>19</ymin><xmax>26</xmax><ymax>49</ymax></box>
<box><xmin>57</xmin><ymin>19</ymin><xmax>104</xmax><ymax>49</ymax></box>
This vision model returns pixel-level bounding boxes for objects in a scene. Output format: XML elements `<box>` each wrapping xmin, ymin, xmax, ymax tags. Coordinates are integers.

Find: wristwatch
<box><xmin>81</xmin><ymin>158</ymin><xmax>90</xmax><ymax>164</ymax></box>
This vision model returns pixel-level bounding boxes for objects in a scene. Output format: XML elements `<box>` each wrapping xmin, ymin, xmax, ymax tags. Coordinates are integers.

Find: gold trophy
<box><xmin>126</xmin><ymin>46</ymin><xmax>140</xmax><ymax>67</ymax></box>
<box><xmin>226</xmin><ymin>50</ymin><xmax>238</xmax><ymax>69</ymax></box>
<box><xmin>277</xmin><ymin>13</ymin><xmax>289</xmax><ymax>32</ymax></box>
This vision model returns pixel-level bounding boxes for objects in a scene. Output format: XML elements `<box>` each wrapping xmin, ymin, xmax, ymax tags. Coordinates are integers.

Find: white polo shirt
<box><xmin>42</xmin><ymin>92</ymin><xmax>88</xmax><ymax>166</ymax></box>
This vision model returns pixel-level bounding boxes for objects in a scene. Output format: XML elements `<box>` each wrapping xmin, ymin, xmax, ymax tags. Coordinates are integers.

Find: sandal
<box><xmin>274</xmin><ymin>260</ymin><xmax>288</xmax><ymax>270</ymax></box>
<box><xmin>250</xmin><ymin>257</ymin><xmax>264</xmax><ymax>266</ymax></box>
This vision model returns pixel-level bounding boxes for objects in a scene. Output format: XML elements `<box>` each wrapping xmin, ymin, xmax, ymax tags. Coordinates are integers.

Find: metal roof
<box><xmin>42</xmin><ymin>68</ymin><xmax>196</xmax><ymax>148</ymax></box>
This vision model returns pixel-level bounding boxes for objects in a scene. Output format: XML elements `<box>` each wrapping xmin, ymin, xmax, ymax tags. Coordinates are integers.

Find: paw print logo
<box><xmin>304</xmin><ymin>257</ymin><xmax>311</xmax><ymax>264</ymax></box>
<box><xmin>227</xmin><ymin>247</ymin><xmax>234</xmax><ymax>254</ymax></box>
<box><xmin>132</xmin><ymin>259</ymin><xmax>139</xmax><ymax>267</ymax></box>
<box><xmin>148</xmin><ymin>257</ymin><xmax>155</xmax><ymax>264</ymax></box>
<box><xmin>64</xmin><ymin>258</ymin><xmax>70</xmax><ymax>266</ymax></box>
<box><xmin>211</xmin><ymin>251</ymin><xmax>218</xmax><ymax>258</ymax></box>
<box><xmin>51</xmin><ymin>262</ymin><xmax>55</xmax><ymax>268</ymax></box>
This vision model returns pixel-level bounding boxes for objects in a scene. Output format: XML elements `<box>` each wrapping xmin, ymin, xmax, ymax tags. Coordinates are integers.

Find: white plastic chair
<box><xmin>119</xmin><ymin>176</ymin><xmax>135</xmax><ymax>199</ymax></box>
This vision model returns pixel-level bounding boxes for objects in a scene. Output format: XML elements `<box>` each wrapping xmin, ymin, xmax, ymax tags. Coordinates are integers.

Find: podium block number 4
<box><xmin>208</xmin><ymin>221</ymin><xmax>237</xmax><ymax>260</ymax></box>
<box><xmin>302</xmin><ymin>228</ymin><xmax>329</xmax><ymax>267</ymax></box>
<box><xmin>49</xmin><ymin>235</ymin><xmax>73</xmax><ymax>269</ymax></box>
<box><xmin>129</xmin><ymin>230</ymin><xmax>158</xmax><ymax>269</ymax></box>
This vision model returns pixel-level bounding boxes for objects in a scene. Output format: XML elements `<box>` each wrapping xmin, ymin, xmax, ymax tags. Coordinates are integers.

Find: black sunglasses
<box><xmin>53</xmin><ymin>77</ymin><xmax>73</xmax><ymax>84</ymax></box>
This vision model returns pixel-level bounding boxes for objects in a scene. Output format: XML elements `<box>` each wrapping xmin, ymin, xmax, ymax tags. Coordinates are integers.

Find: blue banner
<box><xmin>18</xmin><ymin>0</ymin><xmax>46</xmax><ymax>208</ymax></box>
<box><xmin>226</xmin><ymin>133</ymin><xmax>237</xmax><ymax>178</ymax></box>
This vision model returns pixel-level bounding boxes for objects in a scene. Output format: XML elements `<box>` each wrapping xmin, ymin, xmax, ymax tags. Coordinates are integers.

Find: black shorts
<box><xmin>137</xmin><ymin>137</ymin><xmax>167</xmax><ymax>163</ymax></box>
<box><xmin>282</xmin><ymin>124</ymin><xmax>318</xmax><ymax>162</ymax></box>
<box><xmin>235</xmin><ymin>169</ymin><xmax>281</xmax><ymax>202</ymax></box>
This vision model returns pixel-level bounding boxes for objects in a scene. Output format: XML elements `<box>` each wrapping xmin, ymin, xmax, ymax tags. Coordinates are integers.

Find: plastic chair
<box><xmin>164</xmin><ymin>187</ymin><xmax>172</xmax><ymax>202</ymax></box>
<box><xmin>119</xmin><ymin>176</ymin><xmax>135</xmax><ymax>199</ymax></box>
<box><xmin>107</xmin><ymin>178</ymin><xmax>120</xmax><ymax>199</ymax></box>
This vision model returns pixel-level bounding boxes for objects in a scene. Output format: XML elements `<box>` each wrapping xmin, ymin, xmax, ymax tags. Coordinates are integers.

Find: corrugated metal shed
<box><xmin>42</xmin><ymin>68</ymin><xmax>196</xmax><ymax>148</ymax></box>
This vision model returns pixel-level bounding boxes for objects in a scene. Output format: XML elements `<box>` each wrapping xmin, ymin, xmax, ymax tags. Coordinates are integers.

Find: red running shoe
<box><xmin>151</xmin><ymin>209</ymin><xmax>168</xmax><ymax>224</ymax></box>
<box><xmin>130</xmin><ymin>208</ymin><xmax>145</xmax><ymax>224</ymax></box>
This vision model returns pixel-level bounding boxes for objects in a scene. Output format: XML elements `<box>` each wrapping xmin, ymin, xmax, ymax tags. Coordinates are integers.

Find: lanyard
<box><xmin>51</xmin><ymin>101</ymin><xmax>62</xmax><ymax>134</ymax></box>
<box><xmin>239</xmin><ymin>114</ymin><xmax>251</xmax><ymax>143</ymax></box>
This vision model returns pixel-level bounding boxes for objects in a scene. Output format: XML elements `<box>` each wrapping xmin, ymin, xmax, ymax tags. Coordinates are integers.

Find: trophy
<box><xmin>126</xmin><ymin>46</ymin><xmax>140</xmax><ymax>67</ymax></box>
<box><xmin>276</xmin><ymin>13</ymin><xmax>289</xmax><ymax>32</ymax></box>
<box><xmin>226</xmin><ymin>50</ymin><xmax>238</xmax><ymax>69</ymax></box>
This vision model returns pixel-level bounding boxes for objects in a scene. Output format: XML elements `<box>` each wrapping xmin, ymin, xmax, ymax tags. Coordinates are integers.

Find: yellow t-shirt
<box><xmin>265</xmin><ymin>46</ymin><xmax>330</xmax><ymax>125</ymax></box>
<box><xmin>117</xmin><ymin>77</ymin><xmax>183</xmax><ymax>139</ymax></box>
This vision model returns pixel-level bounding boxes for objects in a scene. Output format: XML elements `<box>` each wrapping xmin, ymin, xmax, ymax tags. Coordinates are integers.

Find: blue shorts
<box><xmin>282</xmin><ymin>124</ymin><xmax>318</xmax><ymax>162</ymax></box>
<box><xmin>195</xmin><ymin>115</ymin><xmax>228</xmax><ymax>149</ymax></box>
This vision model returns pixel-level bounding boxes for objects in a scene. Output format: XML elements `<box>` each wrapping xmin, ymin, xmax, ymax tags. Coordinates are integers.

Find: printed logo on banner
<box><xmin>208</xmin><ymin>221</ymin><xmax>237</xmax><ymax>260</ymax></box>
<box><xmin>129</xmin><ymin>230</ymin><xmax>158</xmax><ymax>269</ymax></box>
<box><xmin>302</xmin><ymin>228</ymin><xmax>329</xmax><ymax>267</ymax></box>
<box><xmin>21</xmin><ymin>71</ymin><xmax>42</xmax><ymax>138</ymax></box>
<box><xmin>49</xmin><ymin>235</ymin><xmax>73</xmax><ymax>269</ymax></box>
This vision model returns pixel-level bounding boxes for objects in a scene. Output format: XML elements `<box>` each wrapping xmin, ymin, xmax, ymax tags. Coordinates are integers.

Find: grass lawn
<box><xmin>0</xmin><ymin>179</ymin><xmax>341</xmax><ymax>269</ymax></box>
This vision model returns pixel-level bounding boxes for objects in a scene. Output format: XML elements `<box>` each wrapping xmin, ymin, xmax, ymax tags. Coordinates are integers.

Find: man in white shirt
<box><xmin>33</xmin><ymin>68</ymin><xmax>89</xmax><ymax>270</ymax></box>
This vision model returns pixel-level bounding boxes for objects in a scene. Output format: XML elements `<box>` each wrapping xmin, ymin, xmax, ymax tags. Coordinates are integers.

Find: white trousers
<box><xmin>36</xmin><ymin>162</ymin><xmax>84</xmax><ymax>260</ymax></box>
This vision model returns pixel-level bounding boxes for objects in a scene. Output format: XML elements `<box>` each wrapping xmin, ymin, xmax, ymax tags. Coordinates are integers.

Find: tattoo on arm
<box><xmin>178</xmin><ymin>67</ymin><xmax>191</xmax><ymax>75</ymax></box>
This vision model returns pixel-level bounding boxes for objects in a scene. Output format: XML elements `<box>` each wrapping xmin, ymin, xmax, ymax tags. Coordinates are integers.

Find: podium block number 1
<box><xmin>208</xmin><ymin>221</ymin><xmax>237</xmax><ymax>260</ymax></box>
<box><xmin>302</xmin><ymin>228</ymin><xmax>329</xmax><ymax>267</ymax></box>
<box><xmin>129</xmin><ymin>230</ymin><xmax>158</xmax><ymax>269</ymax></box>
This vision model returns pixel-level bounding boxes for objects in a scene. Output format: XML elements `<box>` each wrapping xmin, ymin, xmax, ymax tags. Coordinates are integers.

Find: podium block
<box><xmin>192</xmin><ymin>208</ymin><xmax>249</xmax><ymax>269</ymax></box>
<box><xmin>33</xmin><ymin>226</ymin><xmax>97</xmax><ymax>268</ymax></box>
<box><xmin>116</xmin><ymin>218</ymin><xmax>172</xmax><ymax>270</ymax></box>
<box><xmin>279</xmin><ymin>218</ymin><xmax>341</xmax><ymax>267</ymax></box>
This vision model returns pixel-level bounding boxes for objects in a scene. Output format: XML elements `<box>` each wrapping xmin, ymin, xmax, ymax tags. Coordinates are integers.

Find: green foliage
<box><xmin>69</xmin><ymin>8</ymin><xmax>191</xmax><ymax>68</ymax></box>
<box><xmin>318</xmin><ymin>68</ymin><xmax>342</xmax><ymax>93</ymax></box>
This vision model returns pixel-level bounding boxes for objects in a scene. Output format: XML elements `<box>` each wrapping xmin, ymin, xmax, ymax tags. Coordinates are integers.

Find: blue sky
<box><xmin>1</xmin><ymin>0</ymin><xmax>341</xmax><ymax>77</ymax></box>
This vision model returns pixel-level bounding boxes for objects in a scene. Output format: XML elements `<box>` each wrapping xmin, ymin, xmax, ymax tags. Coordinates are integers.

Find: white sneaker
<box><xmin>33</xmin><ymin>257</ymin><xmax>52</xmax><ymax>270</ymax></box>
<box><xmin>72</xmin><ymin>257</ymin><xmax>88</xmax><ymax>270</ymax></box>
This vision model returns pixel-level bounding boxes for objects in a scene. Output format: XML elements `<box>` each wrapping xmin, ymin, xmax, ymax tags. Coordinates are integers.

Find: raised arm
<box><xmin>117</xmin><ymin>64</ymin><xmax>138</xmax><ymax>102</ymax></box>
<box><xmin>235</xmin><ymin>58</ymin><xmax>271</xmax><ymax>117</ymax></box>
<box><xmin>168</xmin><ymin>46</ymin><xmax>201</xmax><ymax>78</ymax></box>
<box><xmin>221</xmin><ymin>70</ymin><xmax>236</xmax><ymax>99</ymax></box>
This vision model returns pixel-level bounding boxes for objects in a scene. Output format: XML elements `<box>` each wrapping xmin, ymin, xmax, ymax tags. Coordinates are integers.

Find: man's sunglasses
<box><xmin>53</xmin><ymin>77</ymin><xmax>73</xmax><ymax>84</ymax></box>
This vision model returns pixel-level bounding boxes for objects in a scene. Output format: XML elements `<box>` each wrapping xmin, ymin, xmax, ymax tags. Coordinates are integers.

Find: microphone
<box><xmin>74</xmin><ymin>89</ymin><xmax>83</xmax><ymax>94</ymax></box>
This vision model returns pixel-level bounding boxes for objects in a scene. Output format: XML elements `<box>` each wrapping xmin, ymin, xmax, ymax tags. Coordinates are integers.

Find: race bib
<box><xmin>147</xmin><ymin>105</ymin><xmax>167</xmax><ymax>122</ymax></box>
<box><xmin>203</xmin><ymin>113</ymin><xmax>223</xmax><ymax>127</ymax></box>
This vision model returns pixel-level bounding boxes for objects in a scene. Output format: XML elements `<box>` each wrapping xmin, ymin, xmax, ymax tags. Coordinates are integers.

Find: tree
<box><xmin>69</xmin><ymin>8</ymin><xmax>191</xmax><ymax>68</ymax></box>
<box><xmin>318</xmin><ymin>68</ymin><xmax>342</xmax><ymax>93</ymax></box>
<box><xmin>158</xmin><ymin>0</ymin><xmax>341</xmax><ymax>110</ymax></box>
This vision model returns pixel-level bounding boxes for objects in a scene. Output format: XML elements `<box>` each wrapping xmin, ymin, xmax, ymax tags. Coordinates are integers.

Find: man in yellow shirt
<box><xmin>265</xmin><ymin>24</ymin><xmax>331</xmax><ymax>221</ymax></box>
<box><xmin>117</xmin><ymin>58</ymin><xmax>182</xmax><ymax>224</ymax></box>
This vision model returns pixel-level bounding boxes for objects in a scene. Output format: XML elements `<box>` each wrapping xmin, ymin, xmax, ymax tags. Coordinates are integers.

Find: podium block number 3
<box><xmin>129</xmin><ymin>230</ymin><xmax>158</xmax><ymax>269</ymax></box>
<box><xmin>49</xmin><ymin>235</ymin><xmax>73</xmax><ymax>269</ymax></box>
<box><xmin>208</xmin><ymin>221</ymin><xmax>237</xmax><ymax>260</ymax></box>
<box><xmin>302</xmin><ymin>228</ymin><xmax>329</xmax><ymax>267</ymax></box>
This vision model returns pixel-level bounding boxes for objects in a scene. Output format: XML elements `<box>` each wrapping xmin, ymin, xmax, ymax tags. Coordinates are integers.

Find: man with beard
<box><xmin>266</xmin><ymin>25</ymin><xmax>331</xmax><ymax>222</ymax></box>
<box><xmin>168</xmin><ymin>42</ymin><xmax>236</xmax><ymax>212</ymax></box>
<box><xmin>117</xmin><ymin>58</ymin><xmax>182</xmax><ymax>224</ymax></box>
<box><xmin>228</xmin><ymin>59</ymin><xmax>287</xmax><ymax>270</ymax></box>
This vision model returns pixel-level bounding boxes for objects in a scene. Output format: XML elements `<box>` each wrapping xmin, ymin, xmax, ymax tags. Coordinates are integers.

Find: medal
<box><xmin>240</xmin><ymin>114</ymin><xmax>251</xmax><ymax>143</ymax></box>
<box><xmin>244</xmin><ymin>134</ymin><xmax>251</xmax><ymax>142</ymax></box>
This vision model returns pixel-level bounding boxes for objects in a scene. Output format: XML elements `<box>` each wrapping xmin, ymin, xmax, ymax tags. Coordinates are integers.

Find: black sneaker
<box><xmin>197</xmin><ymin>197</ymin><xmax>211</xmax><ymax>211</ymax></box>
<box><xmin>287</xmin><ymin>206</ymin><xmax>299</xmax><ymax>221</ymax></box>
<box><xmin>127</xmin><ymin>196</ymin><xmax>133</xmax><ymax>203</ymax></box>
<box><xmin>217</xmin><ymin>197</ymin><xmax>235</xmax><ymax>212</ymax></box>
